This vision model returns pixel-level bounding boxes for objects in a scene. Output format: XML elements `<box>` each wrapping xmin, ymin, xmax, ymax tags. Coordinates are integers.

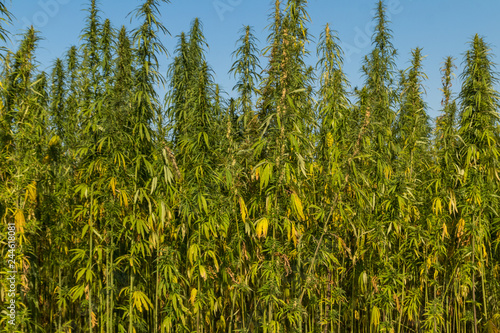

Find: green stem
<box><xmin>89</xmin><ymin>186</ymin><xmax>93</xmax><ymax>333</ymax></box>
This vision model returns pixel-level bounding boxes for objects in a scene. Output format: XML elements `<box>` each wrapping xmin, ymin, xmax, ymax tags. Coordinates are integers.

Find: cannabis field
<box><xmin>1</xmin><ymin>0</ymin><xmax>499</xmax><ymax>332</ymax></box>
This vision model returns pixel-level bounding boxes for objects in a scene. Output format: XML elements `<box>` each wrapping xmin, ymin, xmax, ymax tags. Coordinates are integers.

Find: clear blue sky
<box><xmin>4</xmin><ymin>0</ymin><xmax>500</xmax><ymax>119</ymax></box>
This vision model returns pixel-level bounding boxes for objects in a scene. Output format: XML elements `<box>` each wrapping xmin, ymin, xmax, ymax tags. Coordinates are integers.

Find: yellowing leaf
<box><xmin>260</xmin><ymin>163</ymin><xmax>273</xmax><ymax>190</ymax></box>
<box><xmin>133</xmin><ymin>291</ymin><xmax>152</xmax><ymax>313</ymax></box>
<box><xmin>442</xmin><ymin>222</ymin><xmax>449</xmax><ymax>240</ymax></box>
<box><xmin>457</xmin><ymin>218</ymin><xmax>465</xmax><ymax>241</ymax></box>
<box><xmin>371</xmin><ymin>306</ymin><xmax>380</xmax><ymax>328</ymax></box>
<box><xmin>291</xmin><ymin>223</ymin><xmax>298</xmax><ymax>247</ymax></box>
<box><xmin>109</xmin><ymin>177</ymin><xmax>116</xmax><ymax>195</ymax></box>
<box><xmin>120</xmin><ymin>191</ymin><xmax>129</xmax><ymax>208</ymax></box>
<box><xmin>256</xmin><ymin>217</ymin><xmax>269</xmax><ymax>239</ymax></box>
<box><xmin>239</xmin><ymin>197</ymin><xmax>247</xmax><ymax>223</ymax></box>
<box><xmin>448</xmin><ymin>190</ymin><xmax>457</xmax><ymax>214</ymax></box>
<box><xmin>49</xmin><ymin>135</ymin><xmax>60</xmax><ymax>146</ymax></box>
<box><xmin>385</xmin><ymin>166</ymin><xmax>393</xmax><ymax>179</ymax></box>
<box><xmin>482</xmin><ymin>244</ymin><xmax>488</xmax><ymax>259</ymax></box>
<box><xmin>326</xmin><ymin>132</ymin><xmax>333</xmax><ymax>148</ymax></box>
<box><xmin>91</xmin><ymin>311</ymin><xmax>97</xmax><ymax>328</ymax></box>
<box><xmin>190</xmin><ymin>288</ymin><xmax>197</xmax><ymax>306</ymax></box>
<box><xmin>432</xmin><ymin>197</ymin><xmax>442</xmax><ymax>215</ymax></box>
<box><xmin>198</xmin><ymin>194</ymin><xmax>208</xmax><ymax>214</ymax></box>
<box><xmin>475</xmin><ymin>193</ymin><xmax>482</xmax><ymax>206</ymax></box>
<box><xmin>219</xmin><ymin>315</ymin><xmax>226</xmax><ymax>330</ymax></box>
<box><xmin>291</xmin><ymin>193</ymin><xmax>305</xmax><ymax>220</ymax></box>
<box><xmin>15</xmin><ymin>209</ymin><xmax>25</xmax><ymax>233</ymax></box>
<box><xmin>199</xmin><ymin>265</ymin><xmax>207</xmax><ymax>280</ymax></box>
<box><xmin>188</xmin><ymin>244</ymin><xmax>199</xmax><ymax>265</ymax></box>
<box><xmin>25</xmin><ymin>181</ymin><xmax>37</xmax><ymax>203</ymax></box>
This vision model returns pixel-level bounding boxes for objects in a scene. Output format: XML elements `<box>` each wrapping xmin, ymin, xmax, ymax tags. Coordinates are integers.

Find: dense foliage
<box><xmin>1</xmin><ymin>1</ymin><xmax>500</xmax><ymax>332</ymax></box>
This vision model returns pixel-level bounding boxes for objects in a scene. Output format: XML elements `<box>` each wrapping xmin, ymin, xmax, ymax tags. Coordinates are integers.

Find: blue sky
<box><xmin>3</xmin><ymin>0</ymin><xmax>500</xmax><ymax>120</ymax></box>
